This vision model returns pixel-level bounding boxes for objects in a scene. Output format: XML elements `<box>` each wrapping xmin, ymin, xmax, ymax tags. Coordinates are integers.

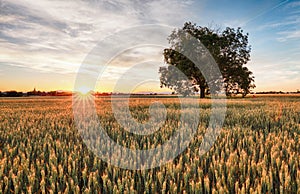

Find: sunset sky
<box><xmin>1</xmin><ymin>0</ymin><xmax>299</xmax><ymax>93</ymax></box>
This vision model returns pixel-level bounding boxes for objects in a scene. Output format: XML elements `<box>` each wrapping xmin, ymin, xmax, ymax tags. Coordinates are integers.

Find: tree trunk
<box><xmin>200</xmin><ymin>87</ymin><xmax>205</xmax><ymax>98</ymax></box>
<box><xmin>242</xmin><ymin>92</ymin><xmax>246</xmax><ymax>98</ymax></box>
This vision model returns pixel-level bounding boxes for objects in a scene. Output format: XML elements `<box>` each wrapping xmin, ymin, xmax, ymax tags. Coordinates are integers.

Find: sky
<box><xmin>0</xmin><ymin>0</ymin><xmax>299</xmax><ymax>93</ymax></box>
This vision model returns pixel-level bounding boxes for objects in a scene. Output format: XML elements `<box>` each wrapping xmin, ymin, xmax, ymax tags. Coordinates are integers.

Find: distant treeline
<box><xmin>0</xmin><ymin>90</ymin><xmax>72</xmax><ymax>97</ymax></box>
<box><xmin>0</xmin><ymin>91</ymin><xmax>159</xmax><ymax>97</ymax></box>
<box><xmin>255</xmin><ymin>91</ymin><xmax>300</xmax><ymax>94</ymax></box>
<box><xmin>0</xmin><ymin>90</ymin><xmax>299</xmax><ymax>97</ymax></box>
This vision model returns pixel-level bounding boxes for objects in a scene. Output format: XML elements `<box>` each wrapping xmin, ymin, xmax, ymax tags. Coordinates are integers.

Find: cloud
<box><xmin>0</xmin><ymin>0</ymin><xmax>194</xmax><ymax>78</ymax></box>
<box><xmin>286</xmin><ymin>1</ymin><xmax>300</xmax><ymax>8</ymax></box>
<box><xmin>258</xmin><ymin>19</ymin><xmax>300</xmax><ymax>30</ymax></box>
<box><xmin>277</xmin><ymin>30</ymin><xmax>300</xmax><ymax>42</ymax></box>
<box><xmin>250</xmin><ymin>3</ymin><xmax>300</xmax><ymax>43</ymax></box>
<box><xmin>1</xmin><ymin>0</ymin><xmax>299</xmax><ymax>92</ymax></box>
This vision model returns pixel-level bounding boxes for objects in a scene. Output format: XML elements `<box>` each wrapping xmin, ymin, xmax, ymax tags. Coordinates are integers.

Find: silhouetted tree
<box><xmin>159</xmin><ymin>22</ymin><xmax>255</xmax><ymax>98</ymax></box>
<box><xmin>5</xmin><ymin>91</ymin><xmax>23</xmax><ymax>97</ymax></box>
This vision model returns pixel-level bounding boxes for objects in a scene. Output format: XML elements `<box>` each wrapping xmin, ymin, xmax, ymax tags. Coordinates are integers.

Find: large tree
<box><xmin>159</xmin><ymin>22</ymin><xmax>255</xmax><ymax>98</ymax></box>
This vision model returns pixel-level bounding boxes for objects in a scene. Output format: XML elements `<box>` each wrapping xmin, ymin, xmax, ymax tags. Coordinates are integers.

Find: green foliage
<box><xmin>160</xmin><ymin>22</ymin><xmax>255</xmax><ymax>98</ymax></box>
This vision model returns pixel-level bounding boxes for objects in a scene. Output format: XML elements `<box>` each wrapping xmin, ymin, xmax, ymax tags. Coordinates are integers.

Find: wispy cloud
<box><xmin>249</xmin><ymin>1</ymin><xmax>300</xmax><ymax>44</ymax></box>
<box><xmin>277</xmin><ymin>30</ymin><xmax>300</xmax><ymax>42</ymax></box>
<box><xmin>286</xmin><ymin>1</ymin><xmax>300</xmax><ymax>8</ymax></box>
<box><xmin>1</xmin><ymin>0</ymin><xmax>299</xmax><ymax>92</ymax></box>
<box><xmin>239</xmin><ymin>0</ymin><xmax>289</xmax><ymax>27</ymax></box>
<box><xmin>0</xmin><ymin>0</ymin><xmax>194</xmax><ymax>77</ymax></box>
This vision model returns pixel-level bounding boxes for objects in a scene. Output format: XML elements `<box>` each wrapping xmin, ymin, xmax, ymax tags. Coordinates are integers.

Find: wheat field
<box><xmin>0</xmin><ymin>95</ymin><xmax>299</xmax><ymax>193</ymax></box>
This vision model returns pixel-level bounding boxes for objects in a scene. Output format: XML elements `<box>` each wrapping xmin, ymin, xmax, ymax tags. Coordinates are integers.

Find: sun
<box><xmin>76</xmin><ymin>86</ymin><xmax>92</xmax><ymax>95</ymax></box>
<box><xmin>73</xmin><ymin>86</ymin><xmax>94</xmax><ymax>106</ymax></box>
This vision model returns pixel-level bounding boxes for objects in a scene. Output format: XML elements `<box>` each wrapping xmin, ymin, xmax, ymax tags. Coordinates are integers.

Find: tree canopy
<box><xmin>159</xmin><ymin>22</ymin><xmax>255</xmax><ymax>98</ymax></box>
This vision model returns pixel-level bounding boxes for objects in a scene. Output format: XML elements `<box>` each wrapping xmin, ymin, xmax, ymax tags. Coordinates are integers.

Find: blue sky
<box><xmin>0</xmin><ymin>0</ymin><xmax>299</xmax><ymax>92</ymax></box>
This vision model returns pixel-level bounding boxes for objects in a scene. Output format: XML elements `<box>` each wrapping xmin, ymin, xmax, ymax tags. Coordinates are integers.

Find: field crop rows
<box><xmin>0</xmin><ymin>96</ymin><xmax>299</xmax><ymax>193</ymax></box>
